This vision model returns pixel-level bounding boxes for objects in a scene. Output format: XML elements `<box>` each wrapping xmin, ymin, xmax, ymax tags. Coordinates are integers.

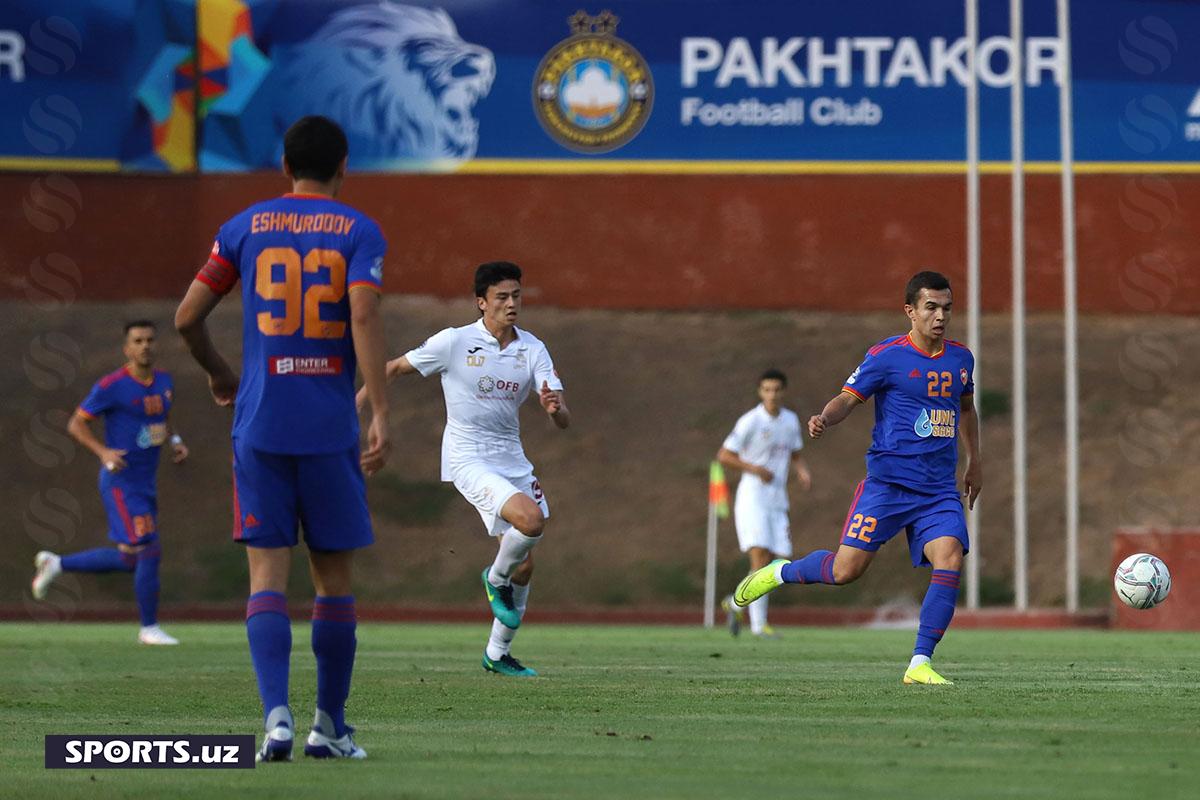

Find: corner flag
<box><xmin>709</xmin><ymin>461</ymin><xmax>730</xmax><ymax>519</ymax></box>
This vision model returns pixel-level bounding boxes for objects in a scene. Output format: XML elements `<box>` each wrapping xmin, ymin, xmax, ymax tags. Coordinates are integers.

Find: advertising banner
<box><xmin>0</xmin><ymin>0</ymin><xmax>197</xmax><ymax>172</ymax></box>
<box><xmin>3</xmin><ymin>0</ymin><xmax>1198</xmax><ymax>172</ymax></box>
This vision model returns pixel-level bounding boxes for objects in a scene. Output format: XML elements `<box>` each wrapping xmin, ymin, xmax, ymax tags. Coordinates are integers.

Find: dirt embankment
<box><xmin>4</xmin><ymin>298</ymin><xmax>1197</xmax><ymax>610</ymax></box>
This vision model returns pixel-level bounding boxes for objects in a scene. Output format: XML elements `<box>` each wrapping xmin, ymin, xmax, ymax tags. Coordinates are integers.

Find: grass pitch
<box><xmin>2</xmin><ymin>623</ymin><xmax>1198</xmax><ymax>799</ymax></box>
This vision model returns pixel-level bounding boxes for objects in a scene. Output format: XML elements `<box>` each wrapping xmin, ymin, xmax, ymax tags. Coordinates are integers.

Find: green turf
<box><xmin>2</xmin><ymin>623</ymin><xmax>1198</xmax><ymax>799</ymax></box>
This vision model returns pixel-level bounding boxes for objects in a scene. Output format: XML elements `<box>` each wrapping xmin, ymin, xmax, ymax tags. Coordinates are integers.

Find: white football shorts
<box><xmin>733</xmin><ymin>500</ymin><xmax>792</xmax><ymax>557</ymax></box>
<box><xmin>451</xmin><ymin>463</ymin><xmax>549</xmax><ymax>537</ymax></box>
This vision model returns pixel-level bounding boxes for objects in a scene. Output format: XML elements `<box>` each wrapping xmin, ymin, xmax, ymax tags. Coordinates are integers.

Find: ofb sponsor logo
<box><xmin>534</xmin><ymin>10</ymin><xmax>653</xmax><ymax>153</ymax></box>
<box><xmin>45</xmin><ymin>735</ymin><xmax>255</xmax><ymax>769</ymax></box>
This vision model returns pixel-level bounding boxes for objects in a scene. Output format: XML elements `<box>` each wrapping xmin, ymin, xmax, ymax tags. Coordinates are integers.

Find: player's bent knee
<box><xmin>831</xmin><ymin>550</ymin><xmax>871</xmax><ymax>585</ymax></box>
<box><xmin>832</xmin><ymin>563</ymin><xmax>863</xmax><ymax>585</ymax></box>
<box><xmin>515</xmin><ymin>511</ymin><xmax>545</xmax><ymax>538</ymax></box>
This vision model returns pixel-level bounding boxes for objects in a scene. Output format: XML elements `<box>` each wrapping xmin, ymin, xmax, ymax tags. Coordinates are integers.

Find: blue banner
<box><xmin>0</xmin><ymin>0</ymin><xmax>197</xmax><ymax>172</ymax></box>
<box><xmin>2</xmin><ymin>1</ymin><xmax>1198</xmax><ymax>172</ymax></box>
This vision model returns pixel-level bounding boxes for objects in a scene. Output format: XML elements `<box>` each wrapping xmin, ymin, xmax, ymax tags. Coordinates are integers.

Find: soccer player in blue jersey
<box><xmin>32</xmin><ymin>320</ymin><xmax>188</xmax><ymax>645</ymax></box>
<box><xmin>734</xmin><ymin>271</ymin><xmax>982</xmax><ymax>685</ymax></box>
<box><xmin>174</xmin><ymin>116</ymin><xmax>391</xmax><ymax>761</ymax></box>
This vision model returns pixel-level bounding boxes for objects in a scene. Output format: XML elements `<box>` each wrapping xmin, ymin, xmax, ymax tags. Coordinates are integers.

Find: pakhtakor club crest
<box><xmin>533</xmin><ymin>10</ymin><xmax>653</xmax><ymax>153</ymax></box>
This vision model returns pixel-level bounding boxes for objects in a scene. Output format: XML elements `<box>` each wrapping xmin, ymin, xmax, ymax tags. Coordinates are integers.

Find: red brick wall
<box><xmin>1111</xmin><ymin>529</ymin><xmax>1200</xmax><ymax>631</ymax></box>
<box><xmin>3</xmin><ymin>172</ymin><xmax>1197</xmax><ymax>312</ymax></box>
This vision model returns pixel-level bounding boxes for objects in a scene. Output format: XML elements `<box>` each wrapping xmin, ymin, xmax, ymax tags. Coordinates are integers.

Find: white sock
<box><xmin>512</xmin><ymin>581</ymin><xmax>531</xmax><ymax>617</ymax></box>
<box><xmin>748</xmin><ymin>596</ymin><xmax>768</xmax><ymax>633</ymax></box>
<box><xmin>909</xmin><ymin>654</ymin><xmax>931</xmax><ymax>669</ymax></box>
<box><xmin>488</xmin><ymin>531</ymin><xmax>539</xmax><ymax>586</ymax></box>
<box><xmin>773</xmin><ymin>561</ymin><xmax>786</xmax><ymax>582</ymax></box>
<box><xmin>486</xmin><ymin>581</ymin><xmax>532</xmax><ymax>660</ymax></box>
<box><xmin>486</xmin><ymin>619</ymin><xmax>516</xmax><ymax>660</ymax></box>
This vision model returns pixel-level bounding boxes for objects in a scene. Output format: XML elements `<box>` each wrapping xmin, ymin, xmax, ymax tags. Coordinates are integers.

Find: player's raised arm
<box><xmin>539</xmin><ymin>381</ymin><xmax>570</xmax><ymax>429</ymax></box>
<box><xmin>349</xmin><ymin>286</ymin><xmax>391</xmax><ymax>476</ymax></box>
<box><xmin>808</xmin><ymin>391</ymin><xmax>861</xmax><ymax>439</ymax></box>
<box><xmin>355</xmin><ymin>355</ymin><xmax>421</xmax><ymax>412</ymax></box>
<box><xmin>959</xmin><ymin>392</ymin><xmax>982</xmax><ymax>509</ymax></box>
<box><xmin>175</xmin><ymin>280</ymin><xmax>239</xmax><ymax>407</ymax></box>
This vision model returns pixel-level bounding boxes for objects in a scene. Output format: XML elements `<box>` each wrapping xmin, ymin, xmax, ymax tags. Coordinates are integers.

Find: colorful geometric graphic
<box><xmin>196</xmin><ymin>0</ymin><xmax>495</xmax><ymax>171</ymax></box>
<box><xmin>134</xmin><ymin>44</ymin><xmax>196</xmax><ymax>172</ymax></box>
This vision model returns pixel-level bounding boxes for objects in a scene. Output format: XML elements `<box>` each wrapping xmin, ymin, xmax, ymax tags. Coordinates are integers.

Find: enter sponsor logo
<box><xmin>269</xmin><ymin>356</ymin><xmax>343</xmax><ymax>376</ymax></box>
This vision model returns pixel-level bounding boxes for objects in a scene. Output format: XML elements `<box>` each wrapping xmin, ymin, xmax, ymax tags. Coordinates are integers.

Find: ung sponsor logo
<box><xmin>914</xmin><ymin>408</ymin><xmax>957</xmax><ymax>438</ymax></box>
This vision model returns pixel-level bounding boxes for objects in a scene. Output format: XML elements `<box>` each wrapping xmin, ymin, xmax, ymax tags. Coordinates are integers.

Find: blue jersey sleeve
<box><xmin>78</xmin><ymin>379</ymin><xmax>112</xmax><ymax>419</ymax></box>
<box><xmin>842</xmin><ymin>346</ymin><xmax>891</xmax><ymax>401</ymax></box>
<box><xmin>962</xmin><ymin>350</ymin><xmax>975</xmax><ymax>396</ymax></box>
<box><xmin>347</xmin><ymin>218</ymin><xmax>386</xmax><ymax>294</ymax></box>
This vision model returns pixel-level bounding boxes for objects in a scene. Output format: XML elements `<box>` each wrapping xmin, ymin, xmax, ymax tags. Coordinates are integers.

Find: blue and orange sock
<box><xmin>246</xmin><ymin>591</ymin><xmax>291</xmax><ymax>722</ymax></box>
<box><xmin>913</xmin><ymin>569</ymin><xmax>960</xmax><ymax>657</ymax></box>
<box><xmin>780</xmin><ymin>550</ymin><xmax>836</xmax><ymax>584</ymax></box>
<box><xmin>61</xmin><ymin>547</ymin><xmax>135</xmax><ymax>573</ymax></box>
<box><xmin>312</xmin><ymin>596</ymin><xmax>357</xmax><ymax>738</ymax></box>
<box><xmin>133</xmin><ymin>543</ymin><xmax>161</xmax><ymax>627</ymax></box>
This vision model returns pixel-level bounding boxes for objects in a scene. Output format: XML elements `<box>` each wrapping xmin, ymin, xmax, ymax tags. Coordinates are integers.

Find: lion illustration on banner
<box><xmin>269</xmin><ymin>1</ymin><xmax>495</xmax><ymax>164</ymax></box>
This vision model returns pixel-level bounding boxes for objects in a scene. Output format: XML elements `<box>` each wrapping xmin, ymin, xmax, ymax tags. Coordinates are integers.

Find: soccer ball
<box><xmin>1113</xmin><ymin>553</ymin><xmax>1171</xmax><ymax>610</ymax></box>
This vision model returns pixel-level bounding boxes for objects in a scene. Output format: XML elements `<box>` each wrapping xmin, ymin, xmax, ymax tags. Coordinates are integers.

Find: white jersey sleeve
<box><xmin>721</xmin><ymin>411</ymin><xmax>755</xmax><ymax>453</ymax></box>
<box><xmin>531</xmin><ymin>342</ymin><xmax>564</xmax><ymax>396</ymax></box>
<box><xmin>404</xmin><ymin>327</ymin><xmax>456</xmax><ymax>377</ymax></box>
<box><xmin>787</xmin><ymin>410</ymin><xmax>804</xmax><ymax>452</ymax></box>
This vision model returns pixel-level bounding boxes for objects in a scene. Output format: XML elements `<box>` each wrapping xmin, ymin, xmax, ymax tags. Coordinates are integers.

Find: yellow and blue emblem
<box><xmin>533</xmin><ymin>10</ymin><xmax>653</xmax><ymax>153</ymax></box>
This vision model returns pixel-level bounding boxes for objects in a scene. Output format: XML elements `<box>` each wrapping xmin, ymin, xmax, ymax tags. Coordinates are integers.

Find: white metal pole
<box><xmin>704</xmin><ymin>501</ymin><xmax>718</xmax><ymax>628</ymax></box>
<box><xmin>965</xmin><ymin>0</ymin><xmax>982</xmax><ymax>611</ymax></box>
<box><xmin>1011</xmin><ymin>0</ymin><xmax>1029</xmax><ymax>611</ymax></box>
<box><xmin>1057</xmin><ymin>0</ymin><xmax>1080</xmax><ymax>613</ymax></box>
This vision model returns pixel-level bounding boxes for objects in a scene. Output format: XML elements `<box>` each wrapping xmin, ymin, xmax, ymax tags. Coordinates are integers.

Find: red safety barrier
<box><xmin>1110</xmin><ymin>528</ymin><xmax>1200</xmax><ymax>631</ymax></box>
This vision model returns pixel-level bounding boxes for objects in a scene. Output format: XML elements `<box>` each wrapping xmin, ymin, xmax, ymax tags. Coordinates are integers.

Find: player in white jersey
<box><xmin>362</xmin><ymin>262</ymin><xmax>569</xmax><ymax>676</ymax></box>
<box><xmin>717</xmin><ymin>370</ymin><xmax>811</xmax><ymax>638</ymax></box>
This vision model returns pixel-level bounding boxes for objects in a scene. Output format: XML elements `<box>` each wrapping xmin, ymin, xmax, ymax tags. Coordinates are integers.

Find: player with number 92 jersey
<box><xmin>176</xmin><ymin>116</ymin><xmax>392</xmax><ymax>762</ymax></box>
<box><xmin>197</xmin><ymin>196</ymin><xmax>385</xmax><ymax>455</ymax></box>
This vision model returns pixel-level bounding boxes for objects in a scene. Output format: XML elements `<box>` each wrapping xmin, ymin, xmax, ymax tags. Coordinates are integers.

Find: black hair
<box><xmin>759</xmin><ymin>368</ymin><xmax>787</xmax><ymax>387</ymax></box>
<box><xmin>283</xmin><ymin>116</ymin><xmax>348</xmax><ymax>183</ymax></box>
<box><xmin>904</xmin><ymin>271</ymin><xmax>952</xmax><ymax>306</ymax></box>
<box><xmin>474</xmin><ymin>261</ymin><xmax>522</xmax><ymax>298</ymax></box>
<box><xmin>124</xmin><ymin>320</ymin><xmax>156</xmax><ymax>335</ymax></box>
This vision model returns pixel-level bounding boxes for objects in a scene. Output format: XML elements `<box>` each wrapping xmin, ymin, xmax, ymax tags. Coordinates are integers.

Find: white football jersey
<box><xmin>722</xmin><ymin>404</ymin><xmax>804</xmax><ymax>511</ymax></box>
<box><xmin>405</xmin><ymin>319</ymin><xmax>563</xmax><ymax>480</ymax></box>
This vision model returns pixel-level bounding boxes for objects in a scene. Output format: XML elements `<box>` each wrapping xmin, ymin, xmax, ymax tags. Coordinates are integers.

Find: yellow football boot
<box><xmin>903</xmin><ymin>663</ymin><xmax>954</xmax><ymax>685</ymax></box>
<box><xmin>733</xmin><ymin>559</ymin><xmax>788</xmax><ymax>608</ymax></box>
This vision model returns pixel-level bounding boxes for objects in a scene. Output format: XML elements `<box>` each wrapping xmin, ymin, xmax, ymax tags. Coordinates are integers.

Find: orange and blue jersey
<box><xmin>841</xmin><ymin>333</ymin><xmax>975</xmax><ymax>494</ymax></box>
<box><xmin>77</xmin><ymin>366</ymin><xmax>173</xmax><ymax>545</ymax></box>
<box><xmin>78</xmin><ymin>366</ymin><xmax>174</xmax><ymax>488</ymax></box>
<box><xmin>196</xmin><ymin>194</ymin><xmax>386</xmax><ymax>455</ymax></box>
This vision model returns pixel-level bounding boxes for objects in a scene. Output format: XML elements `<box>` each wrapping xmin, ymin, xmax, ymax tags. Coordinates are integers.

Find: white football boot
<box><xmin>31</xmin><ymin>551</ymin><xmax>62</xmax><ymax>600</ymax></box>
<box><xmin>138</xmin><ymin>625</ymin><xmax>179</xmax><ymax>645</ymax></box>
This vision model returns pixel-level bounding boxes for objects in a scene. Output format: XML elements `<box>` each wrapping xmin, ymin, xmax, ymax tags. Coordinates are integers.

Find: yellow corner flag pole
<box><xmin>704</xmin><ymin>462</ymin><xmax>730</xmax><ymax>628</ymax></box>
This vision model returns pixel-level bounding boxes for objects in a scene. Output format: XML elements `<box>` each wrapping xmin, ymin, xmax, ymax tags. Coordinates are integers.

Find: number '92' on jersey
<box><xmin>841</xmin><ymin>333</ymin><xmax>975</xmax><ymax>494</ymax></box>
<box><xmin>196</xmin><ymin>194</ymin><xmax>387</xmax><ymax>454</ymax></box>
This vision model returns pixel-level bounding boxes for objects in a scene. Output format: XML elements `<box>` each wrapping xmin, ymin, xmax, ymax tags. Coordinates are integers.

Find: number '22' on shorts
<box><xmin>839</xmin><ymin>477</ymin><xmax>968</xmax><ymax>567</ymax></box>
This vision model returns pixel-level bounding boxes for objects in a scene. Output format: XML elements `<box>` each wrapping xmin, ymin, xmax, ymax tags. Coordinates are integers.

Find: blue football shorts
<box><xmin>231</xmin><ymin>437</ymin><xmax>373</xmax><ymax>551</ymax></box>
<box><xmin>100</xmin><ymin>472</ymin><xmax>158</xmax><ymax>546</ymax></box>
<box><xmin>838</xmin><ymin>476</ymin><xmax>969</xmax><ymax>567</ymax></box>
